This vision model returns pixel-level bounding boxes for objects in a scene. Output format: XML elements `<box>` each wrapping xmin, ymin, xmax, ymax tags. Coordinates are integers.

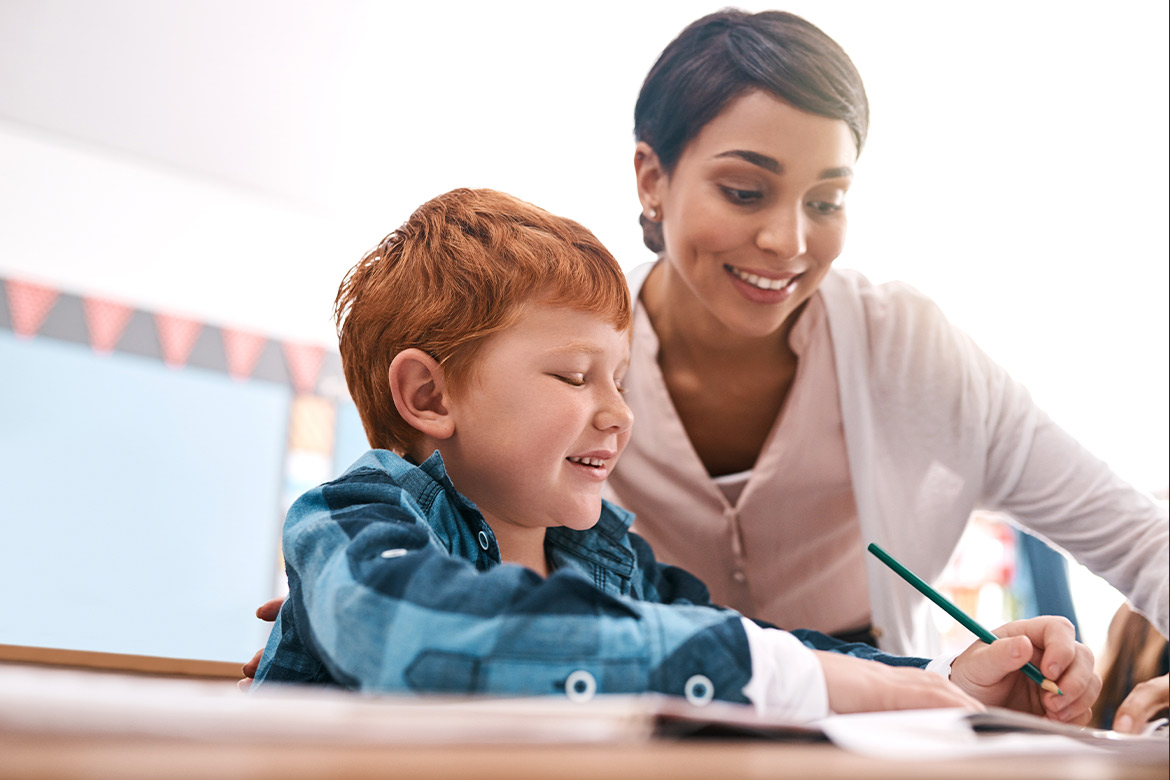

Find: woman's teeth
<box><xmin>568</xmin><ymin>456</ymin><xmax>604</xmax><ymax>468</ymax></box>
<box><xmin>727</xmin><ymin>265</ymin><xmax>794</xmax><ymax>291</ymax></box>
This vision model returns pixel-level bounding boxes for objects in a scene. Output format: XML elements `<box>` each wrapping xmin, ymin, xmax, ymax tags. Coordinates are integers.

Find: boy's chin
<box><xmin>557</xmin><ymin>502</ymin><xmax>603</xmax><ymax>532</ymax></box>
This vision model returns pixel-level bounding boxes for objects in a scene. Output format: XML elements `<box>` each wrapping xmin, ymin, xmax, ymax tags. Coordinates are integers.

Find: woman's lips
<box><xmin>724</xmin><ymin>264</ymin><xmax>802</xmax><ymax>302</ymax></box>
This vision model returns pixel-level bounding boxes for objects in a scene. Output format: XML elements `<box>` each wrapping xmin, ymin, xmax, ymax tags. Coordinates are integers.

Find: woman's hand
<box><xmin>237</xmin><ymin>596</ymin><xmax>285</xmax><ymax>691</ymax></box>
<box><xmin>816</xmin><ymin>651</ymin><xmax>984</xmax><ymax>713</ymax></box>
<box><xmin>1112</xmin><ymin>674</ymin><xmax>1169</xmax><ymax>734</ymax></box>
<box><xmin>948</xmin><ymin>616</ymin><xmax>1100</xmax><ymax>724</ymax></box>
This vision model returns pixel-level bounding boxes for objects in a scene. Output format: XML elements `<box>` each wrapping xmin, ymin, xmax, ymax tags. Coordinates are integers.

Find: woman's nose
<box><xmin>756</xmin><ymin>204</ymin><xmax>806</xmax><ymax>260</ymax></box>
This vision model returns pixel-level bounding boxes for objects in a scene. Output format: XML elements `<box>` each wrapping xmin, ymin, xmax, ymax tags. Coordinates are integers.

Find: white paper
<box><xmin>818</xmin><ymin>708</ymin><xmax>1169</xmax><ymax>761</ymax></box>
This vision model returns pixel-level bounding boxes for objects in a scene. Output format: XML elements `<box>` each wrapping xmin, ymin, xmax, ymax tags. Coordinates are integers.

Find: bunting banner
<box><xmin>222</xmin><ymin>327</ymin><xmax>268</xmax><ymax>381</ymax></box>
<box><xmin>82</xmin><ymin>296</ymin><xmax>135</xmax><ymax>354</ymax></box>
<box><xmin>154</xmin><ymin>313</ymin><xmax>204</xmax><ymax>368</ymax></box>
<box><xmin>0</xmin><ymin>273</ymin><xmax>345</xmax><ymax>397</ymax></box>
<box><xmin>5</xmin><ymin>279</ymin><xmax>59</xmax><ymax>338</ymax></box>
<box><xmin>282</xmin><ymin>342</ymin><xmax>326</xmax><ymax>395</ymax></box>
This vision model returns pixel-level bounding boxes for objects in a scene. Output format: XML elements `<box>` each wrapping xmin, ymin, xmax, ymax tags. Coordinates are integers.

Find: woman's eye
<box><xmin>807</xmin><ymin>199</ymin><xmax>843</xmax><ymax>215</ymax></box>
<box><xmin>719</xmin><ymin>186</ymin><xmax>763</xmax><ymax>205</ymax></box>
<box><xmin>554</xmin><ymin>373</ymin><xmax>586</xmax><ymax>387</ymax></box>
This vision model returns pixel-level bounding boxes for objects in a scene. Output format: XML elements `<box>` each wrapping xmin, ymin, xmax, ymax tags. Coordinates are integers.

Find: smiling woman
<box><xmin>603</xmin><ymin>8</ymin><xmax>1167</xmax><ymax>665</ymax></box>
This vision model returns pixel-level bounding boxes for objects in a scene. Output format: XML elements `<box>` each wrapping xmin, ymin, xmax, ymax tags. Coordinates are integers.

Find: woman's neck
<box><xmin>638</xmin><ymin>259</ymin><xmax>805</xmax><ymax>477</ymax></box>
<box><xmin>640</xmin><ymin>260</ymin><xmax>800</xmax><ymax>373</ymax></box>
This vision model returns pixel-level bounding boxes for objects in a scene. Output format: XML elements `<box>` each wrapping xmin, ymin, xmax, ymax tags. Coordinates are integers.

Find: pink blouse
<box><xmin>605</xmin><ymin>292</ymin><xmax>872</xmax><ymax>635</ymax></box>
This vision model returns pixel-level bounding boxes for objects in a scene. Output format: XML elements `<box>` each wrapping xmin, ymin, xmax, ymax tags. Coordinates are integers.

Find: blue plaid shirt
<box><xmin>253</xmin><ymin>450</ymin><xmax>923</xmax><ymax>703</ymax></box>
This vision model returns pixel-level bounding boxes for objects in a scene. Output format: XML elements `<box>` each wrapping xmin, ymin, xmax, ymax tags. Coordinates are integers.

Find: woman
<box><xmin>607</xmin><ymin>5</ymin><xmax>1166</xmax><ymax>671</ymax></box>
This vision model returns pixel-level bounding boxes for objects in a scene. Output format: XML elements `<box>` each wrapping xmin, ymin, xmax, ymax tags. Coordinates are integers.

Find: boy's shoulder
<box><xmin>287</xmin><ymin>449</ymin><xmax>474</xmax><ymax>537</ymax></box>
<box><xmin>324</xmin><ymin>449</ymin><xmax>466</xmax><ymax>509</ymax></box>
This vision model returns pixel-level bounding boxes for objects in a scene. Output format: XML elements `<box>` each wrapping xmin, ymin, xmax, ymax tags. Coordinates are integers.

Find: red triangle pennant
<box><xmin>282</xmin><ymin>341</ymin><xmax>326</xmax><ymax>394</ymax></box>
<box><xmin>154</xmin><ymin>313</ymin><xmax>203</xmax><ymax>368</ymax></box>
<box><xmin>221</xmin><ymin>328</ymin><xmax>268</xmax><ymax>380</ymax></box>
<box><xmin>6</xmin><ymin>279</ymin><xmax>59</xmax><ymax>338</ymax></box>
<box><xmin>82</xmin><ymin>297</ymin><xmax>135</xmax><ymax>354</ymax></box>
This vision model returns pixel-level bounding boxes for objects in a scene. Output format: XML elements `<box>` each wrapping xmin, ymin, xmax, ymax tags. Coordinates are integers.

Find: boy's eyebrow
<box><xmin>546</xmin><ymin>340</ymin><xmax>607</xmax><ymax>356</ymax></box>
<box><xmin>714</xmin><ymin>149</ymin><xmax>853</xmax><ymax>180</ymax></box>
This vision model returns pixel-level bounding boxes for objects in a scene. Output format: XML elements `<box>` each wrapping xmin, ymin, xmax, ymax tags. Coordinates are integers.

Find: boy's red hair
<box><xmin>335</xmin><ymin>188</ymin><xmax>631</xmax><ymax>453</ymax></box>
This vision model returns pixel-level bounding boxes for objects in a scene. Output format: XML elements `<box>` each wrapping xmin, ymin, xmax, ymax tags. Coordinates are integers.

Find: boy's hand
<box><xmin>237</xmin><ymin>597</ymin><xmax>286</xmax><ymax>691</ymax></box>
<box><xmin>816</xmin><ymin>651</ymin><xmax>984</xmax><ymax>713</ymax></box>
<box><xmin>948</xmin><ymin>616</ymin><xmax>1100</xmax><ymax>724</ymax></box>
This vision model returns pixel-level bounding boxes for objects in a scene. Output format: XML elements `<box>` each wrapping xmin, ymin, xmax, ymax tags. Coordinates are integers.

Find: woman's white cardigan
<box><xmin>625</xmin><ymin>263</ymin><xmax>1168</xmax><ymax>655</ymax></box>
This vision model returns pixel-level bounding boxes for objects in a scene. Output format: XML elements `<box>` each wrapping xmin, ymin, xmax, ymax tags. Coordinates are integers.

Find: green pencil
<box><xmin>867</xmin><ymin>542</ymin><xmax>1063</xmax><ymax>696</ymax></box>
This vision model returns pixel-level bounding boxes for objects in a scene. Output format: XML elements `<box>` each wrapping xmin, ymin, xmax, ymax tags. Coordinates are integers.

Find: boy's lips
<box><xmin>566</xmin><ymin>450</ymin><xmax>617</xmax><ymax>480</ymax></box>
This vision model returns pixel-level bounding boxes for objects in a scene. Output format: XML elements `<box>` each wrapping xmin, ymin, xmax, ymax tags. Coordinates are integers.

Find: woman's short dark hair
<box><xmin>634</xmin><ymin>9</ymin><xmax>869</xmax><ymax>252</ymax></box>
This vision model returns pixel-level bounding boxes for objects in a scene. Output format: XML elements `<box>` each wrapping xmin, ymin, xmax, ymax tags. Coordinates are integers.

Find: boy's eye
<box><xmin>553</xmin><ymin>373</ymin><xmax>586</xmax><ymax>387</ymax></box>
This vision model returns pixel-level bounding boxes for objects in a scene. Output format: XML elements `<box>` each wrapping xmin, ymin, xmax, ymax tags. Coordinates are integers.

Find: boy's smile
<box><xmin>438</xmin><ymin>301</ymin><xmax>633</xmax><ymax>565</ymax></box>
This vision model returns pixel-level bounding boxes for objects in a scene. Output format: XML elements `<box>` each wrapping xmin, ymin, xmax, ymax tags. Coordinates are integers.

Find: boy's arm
<box><xmin>267</xmin><ymin>473</ymin><xmax>757</xmax><ymax>705</ymax></box>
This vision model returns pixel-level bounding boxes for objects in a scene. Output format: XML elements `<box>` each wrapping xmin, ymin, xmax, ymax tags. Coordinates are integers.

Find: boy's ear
<box><xmin>388</xmin><ymin>349</ymin><xmax>455</xmax><ymax>440</ymax></box>
<box><xmin>634</xmin><ymin>141</ymin><xmax>666</xmax><ymax>214</ymax></box>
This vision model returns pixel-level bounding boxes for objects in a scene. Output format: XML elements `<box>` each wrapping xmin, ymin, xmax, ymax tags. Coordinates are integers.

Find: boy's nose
<box><xmin>595</xmin><ymin>392</ymin><xmax>634</xmax><ymax>433</ymax></box>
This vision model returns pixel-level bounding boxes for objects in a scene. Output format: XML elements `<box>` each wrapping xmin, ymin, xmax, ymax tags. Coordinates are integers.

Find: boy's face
<box><xmin>441</xmin><ymin>302</ymin><xmax>633</xmax><ymax>535</ymax></box>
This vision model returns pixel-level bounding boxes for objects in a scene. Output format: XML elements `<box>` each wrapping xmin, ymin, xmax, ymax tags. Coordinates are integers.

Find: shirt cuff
<box><xmin>739</xmin><ymin>618</ymin><xmax>830</xmax><ymax>722</ymax></box>
<box><xmin>925</xmin><ymin>652</ymin><xmax>958</xmax><ymax>679</ymax></box>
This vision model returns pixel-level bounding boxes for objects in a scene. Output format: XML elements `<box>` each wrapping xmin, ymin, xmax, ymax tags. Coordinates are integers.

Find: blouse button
<box><xmin>684</xmin><ymin>674</ymin><xmax>714</xmax><ymax>706</ymax></box>
<box><xmin>732</xmin><ymin>570</ymin><xmax>747</xmax><ymax>583</ymax></box>
<box><xmin>565</xmin><ymin>670</ymin><xmax>596</xmax><ymax>702</ymax></box>
<box><xmin>477</xmin><ymin>530</ymin><xmax>490</xmax><ymax>551</ymax></box>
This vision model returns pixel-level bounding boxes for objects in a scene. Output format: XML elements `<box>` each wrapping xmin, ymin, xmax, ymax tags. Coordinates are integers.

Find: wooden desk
<box><xmin>2</xmin><ymin>732</ymin><xmax>1165</xmax><ymax>780</ymax></box>
<box><xmin>1</xmin><ymin>662</ymin><xmax>1165</xmax><ymax>780</ymax></box>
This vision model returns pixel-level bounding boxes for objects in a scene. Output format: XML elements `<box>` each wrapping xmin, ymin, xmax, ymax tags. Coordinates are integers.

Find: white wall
<box><xmin>3</xmin><ymin>0</ymin><xmax>1163</xmax><ymax>493</ymax></box>
<box><xmin>1</xmin><ymin>1</ymin><xmax>1165</xmax><ymax>655</ymax></box>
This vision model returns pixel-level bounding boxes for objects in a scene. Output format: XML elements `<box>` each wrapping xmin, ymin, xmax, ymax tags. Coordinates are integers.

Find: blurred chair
<box><xmin>1011</xmin><ymin>529</ymin><xmax>1081</xmax><ymax>640</ymax></box>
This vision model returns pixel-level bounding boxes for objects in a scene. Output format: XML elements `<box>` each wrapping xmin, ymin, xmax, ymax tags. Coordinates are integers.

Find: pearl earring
<box><xmin>648</xmin><ymin>208</ymin><xmax>659</xmax><ymax>220</ymax></box>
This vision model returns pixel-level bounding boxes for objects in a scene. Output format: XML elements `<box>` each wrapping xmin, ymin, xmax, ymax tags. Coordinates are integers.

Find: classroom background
<box><xmin>1</xmin><ymin>0</ymin><xmax>1166</xmax><ymax>666</ymax></box>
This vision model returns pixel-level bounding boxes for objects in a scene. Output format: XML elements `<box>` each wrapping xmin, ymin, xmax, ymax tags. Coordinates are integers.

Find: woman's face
<box><xmin>638</xmin><ymin>90</ymin><xmax>857</xmax><ymax>340</ymax></box>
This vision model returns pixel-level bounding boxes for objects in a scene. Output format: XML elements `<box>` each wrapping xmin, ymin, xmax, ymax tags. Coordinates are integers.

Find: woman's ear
<box><xmin>634</xmin><ymin>141</ymin><xmax>666</xmax><ymax>215</ymax></box>
<box><xmin>388</xmin><ymin>349</ymin><xmax>455</xmax><ymax>440</ymax></box>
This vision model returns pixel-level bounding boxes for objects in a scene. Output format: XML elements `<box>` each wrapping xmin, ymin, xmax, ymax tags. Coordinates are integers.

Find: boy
<box><xmin>253</xmin><ymin>188</ymin><xmax>1096</xmax><ymax>722</ymax></box>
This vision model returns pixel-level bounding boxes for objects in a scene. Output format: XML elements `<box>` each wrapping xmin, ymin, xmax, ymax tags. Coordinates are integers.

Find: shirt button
<box><xmin>380</xmin><ymin>548</ymin><xmax>407</xmax><ymax>559</ymax></box>
<box><xmin>732</xmin><ymin>571</ymin><xmax>747</xmax><ymax>583</ymax></box>
<box><xmin>684</xmin><ymin>674</ymin><xmax>714</xmax><ymax>706</ymax></box>
<box><xmin>564</xmin><ymin>670</ymin><xmax>596</xmax><ymax>702</ymax></box>
<box><xmin>477</xmin><ymin>530</ymin><xmax>490</xmax><ymax>551</ymax></box>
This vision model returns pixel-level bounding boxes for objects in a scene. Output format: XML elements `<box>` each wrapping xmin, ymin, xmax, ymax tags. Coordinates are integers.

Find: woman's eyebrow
<box><xmin>818</xmin><ymin>165</ymin><xmax>853</xmax><ymax>180</ymax></box>
<box><xmin>716</xmin><ymin>149</ymin><xmax>780</xmax><ymax>173</ymax></box>
<box><xmin>714</xmin><ymin>150</ymin><xmax>853</xmax><ymax>180</ymax></box>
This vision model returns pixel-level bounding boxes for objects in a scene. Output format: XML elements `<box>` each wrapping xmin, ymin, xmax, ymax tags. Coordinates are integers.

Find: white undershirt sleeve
<box><xmin>739</xmin><ymin>618</ymin><xmax>830</xmax><ymax>722</ymax></box>
<box><xmin>925</xmin><ymin>652</ymin><xmax>958</xmax><ymax>679</ymax></box>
